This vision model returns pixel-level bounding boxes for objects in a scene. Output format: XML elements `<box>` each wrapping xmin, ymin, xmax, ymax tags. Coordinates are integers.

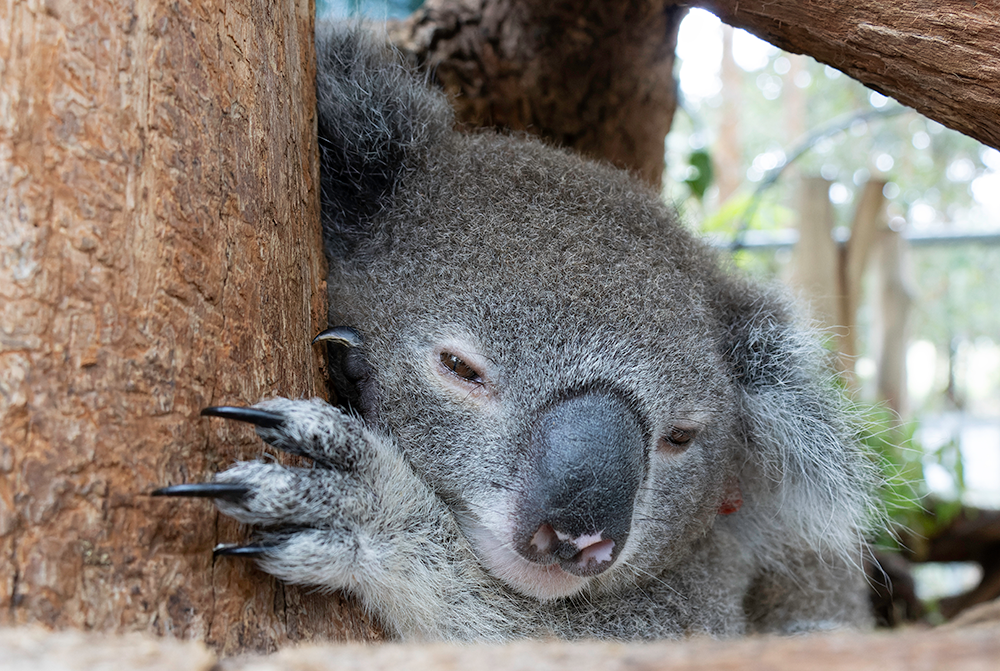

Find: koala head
<box><xmin>315</xmin><ymin>26</ymin><xmax>872</xmax><ymax>600</ymax></box>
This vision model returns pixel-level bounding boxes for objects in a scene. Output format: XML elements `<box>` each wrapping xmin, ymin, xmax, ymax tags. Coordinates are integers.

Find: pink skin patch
<box><xmin>718</xmin><ymin>479</ymin><xmax>743</xmax><ymax>515</ymax></box>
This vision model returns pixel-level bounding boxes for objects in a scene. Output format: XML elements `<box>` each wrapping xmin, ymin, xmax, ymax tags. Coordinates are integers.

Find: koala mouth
<box><xmin>526</xmin><ymin>523</ymin><xmax>617</xmax><ymax>577</ymax></box>
<box><xmin>463</xmin><ymin>517</ymin><xmax>595</xmax><ymax>600</ymax></box>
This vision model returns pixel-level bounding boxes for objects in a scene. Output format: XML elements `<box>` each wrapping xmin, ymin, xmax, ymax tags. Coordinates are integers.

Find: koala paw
<box><xmin>154</xmin><ymin>398</ymin><xmax>452</xmax><ymax>597</ymax></box>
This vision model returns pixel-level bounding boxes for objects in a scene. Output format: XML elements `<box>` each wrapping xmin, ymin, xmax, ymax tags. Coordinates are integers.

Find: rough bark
<box><xmin>697</xmin><ymin>0</ymin><xmax>1000</xmax><ymax>152</ymax></box>
<box><xmin>0</xmin><ymin>0</ymin><xmax>378</xmax><ymax>652</ymax></box>
<box><xmin>387</xmin><ymin>0</ymin><xmax>686</xmax><ymax>188</ymax></box>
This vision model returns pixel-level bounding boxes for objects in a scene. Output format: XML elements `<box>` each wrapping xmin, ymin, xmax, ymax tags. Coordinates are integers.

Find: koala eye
<box><xmin>440</xmin><ymin>352</ymin><xmax>483</xmax><ymax>384</ymax></box>
<box><xmin>658</xmin><ymin>427</ymin><xmax>696</xmax><ymax>454</ymax></box>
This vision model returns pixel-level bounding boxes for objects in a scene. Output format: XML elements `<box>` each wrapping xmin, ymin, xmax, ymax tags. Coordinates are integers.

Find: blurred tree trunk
<box><xmin>714</xmin><ymin>25</ymin><xmax>744</xmax><ymax>204</ymax></box>
<box><xmin>388</xmin><ymin>0</ymin><xmax>687</xmax><ymax>188</ymax></box>
<box><xmin>0</xmin><ymin>0</ymin><xmax>378</xmax><ymax>653</ymax></box>
<box><xmin>872</xmin><ymin>226</ymin><xmax>915</xmax><ymax>417</ymax></box>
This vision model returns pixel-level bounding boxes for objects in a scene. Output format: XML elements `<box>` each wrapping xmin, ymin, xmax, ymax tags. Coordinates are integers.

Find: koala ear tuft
<box><xmin>719</xmin><ymin>285</ymin><xmax>878</xmax><ymax>572</ymax></box>
<box><xmin>315</xmin><ymin>24</ymin><xmax>454</xmax><ymax>259</ymax></box>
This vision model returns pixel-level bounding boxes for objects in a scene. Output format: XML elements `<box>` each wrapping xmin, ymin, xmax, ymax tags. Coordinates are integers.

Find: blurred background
<box><xmin>321</xmin><ymin>0</ymin><xmax>1000</xmax><ymax>627</ymax></box>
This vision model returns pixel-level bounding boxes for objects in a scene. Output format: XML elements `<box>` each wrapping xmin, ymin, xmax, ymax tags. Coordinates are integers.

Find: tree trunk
<box><xmin>0</xmin><ymin>0</ymin><xmax>378</xmax><ymax>653</ymax></box>
<box><xmin>790</xmin><ymin>177</ymin><xmax>839</xmax><ymax>330</ymax></box>
<box><xmin>715</xmin><ymin>25</ymin><xmax>744</xmax><ymax>204</ymax></box>
<box><xmin>697</xmin><ymin>0</ymin><xmax>1000</xmax><ymax>152</ymax></box>
<box><xmin>872</xmin><ymin>227</ymin><xmax>915</xmax><ymax>418</ymax></box>
<box><xmin>839</xmin><ymin>179</ymin><xmax>886</xmax><ymax>369</ymax></box>
<box><xmin>387</xmin><ymin>0</ymin><xmax>687</xmax><ymax>188</ymax></box>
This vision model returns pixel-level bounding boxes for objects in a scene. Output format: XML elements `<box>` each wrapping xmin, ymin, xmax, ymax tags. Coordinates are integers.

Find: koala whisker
<box><xmin>617</xmin><ymin>558</ymin><xmax>685</xmax><ymax>601</ymax></box>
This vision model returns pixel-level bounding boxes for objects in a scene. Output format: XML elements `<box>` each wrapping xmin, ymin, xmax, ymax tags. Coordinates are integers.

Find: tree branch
<box><xmin>696</xmin><ymin>0</ymin><xmax>1000</xmax><ymax>150</ymax></box>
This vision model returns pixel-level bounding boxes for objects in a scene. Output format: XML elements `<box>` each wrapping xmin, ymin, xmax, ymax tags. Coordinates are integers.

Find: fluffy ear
<box><xmin>719</xmin><ymin>284</ymin><xmax>877</xmax><ymax>571</ymax></box>
<box><xmin>315</xmin><ymin>24</ymin><xmax>453</xmax><ymax>258</ymax></box>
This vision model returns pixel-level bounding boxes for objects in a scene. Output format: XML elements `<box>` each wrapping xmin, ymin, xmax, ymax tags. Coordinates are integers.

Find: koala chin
<box><xmin>154</xmin><ymin>24</ymin><xmax>878</xmax><ymax>641</ymax></box>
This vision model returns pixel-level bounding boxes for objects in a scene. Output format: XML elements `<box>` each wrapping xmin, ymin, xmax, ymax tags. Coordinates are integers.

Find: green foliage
<box><xmin>858</xmin><ymin>404</ymin><xmax>970</xmax><ymax>551</ymax></box>
<box><xmin>683</xmin><ymin>149</ymin><xmax>714</xmax><ymax>201</ymax></box>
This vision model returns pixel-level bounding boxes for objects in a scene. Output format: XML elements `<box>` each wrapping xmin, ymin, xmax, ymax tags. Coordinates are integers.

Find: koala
<box><xmin>154</xmin><ymin>24</ymin><xmax>877</xmax><ymax>641</ymax></box>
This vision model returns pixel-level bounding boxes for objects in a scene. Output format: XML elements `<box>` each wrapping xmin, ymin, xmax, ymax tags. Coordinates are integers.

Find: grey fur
<box><xmin>206</xmin><ymin>24</ymin><xmax>877</xmax><ymax>641</ymax></box>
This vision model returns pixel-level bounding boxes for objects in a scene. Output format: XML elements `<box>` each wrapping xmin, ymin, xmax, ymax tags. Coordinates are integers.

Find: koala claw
<box><xmin>200</xmin><ymin>405</ymin><xmax>285</xmax><ymax>429</ymax></box>
<box><xmin>213</xmin><ymin>542</ymin><xmax>274</xmax><ymax>559</ymax></box>
<box><xmin>312</xmin><ymin>325</ymin><xmax>362</xmax><ymax>348</ymax></box>
<box><xmin>150</xmin><ymin>482</ymin><xmax>250</xmax><ymax>503</ymax></box>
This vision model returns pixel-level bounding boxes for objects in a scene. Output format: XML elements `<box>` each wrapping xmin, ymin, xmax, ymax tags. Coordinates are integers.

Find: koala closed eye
<box><xmin>658</xmin><ymin>427</ymin><xmax>696</xmax><ymax>453</ymax></box>
<box><xmin>440</xmin><ymin>351</ymin><xmax>483</xmax><ymax>384</ymax></box>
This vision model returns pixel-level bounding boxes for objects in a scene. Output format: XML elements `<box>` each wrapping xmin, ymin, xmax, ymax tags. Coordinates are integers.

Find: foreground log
<box><xmin>5</xmin><ymin>623</ymin><xmax>1000</xmax><ymax>670</ymax></box>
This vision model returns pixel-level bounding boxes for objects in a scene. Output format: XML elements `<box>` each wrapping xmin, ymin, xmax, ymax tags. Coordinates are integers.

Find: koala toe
<box><xmin>250</xmin><ymin>527</ymin><xmax>373</xmax><ymax>590</ymax></box>
<box><xmin>213</xmin><ymin>461</ymin><xmax>375</xmax><ymax>528</ymax></box>
<box><xmin>246</xmin><ymin>398</ymin><xmax>373</xmax><ymax>469</ymax></box>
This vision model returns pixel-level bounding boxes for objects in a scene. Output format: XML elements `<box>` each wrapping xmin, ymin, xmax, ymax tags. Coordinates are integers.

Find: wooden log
<box><xmin>5</xmin><ymin>623</ymin><xmax>1000</xmax><ymax>671</ymax></box>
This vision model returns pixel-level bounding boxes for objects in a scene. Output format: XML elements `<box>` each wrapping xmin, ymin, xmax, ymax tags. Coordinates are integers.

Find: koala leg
<box><xmin>158</xmin><ymin>398</ymin><xmax>507</xmax><ymax>640</ymax></box>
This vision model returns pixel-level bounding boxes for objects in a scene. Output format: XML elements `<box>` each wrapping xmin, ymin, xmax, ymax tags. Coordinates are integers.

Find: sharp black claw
<box><xmin>213</xmin><ymin>543</ymin><xmax>273</xmax><ymax>558</ymax></box>
<box><xmin>312</xmin><ymin>326</ymin><xmax>362</xmax><ymax>348</ymax></box>
<box><xmin>200</xmin><ymin>406</ymin><xmax>285</xmax><ymax>428</ymax></box>
<box><xmin>150</xmin><ymin>483</ymin><xmax>250</xmax><ymax>502</ymax></box>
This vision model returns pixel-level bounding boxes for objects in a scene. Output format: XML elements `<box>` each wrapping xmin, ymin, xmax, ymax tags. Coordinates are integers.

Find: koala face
<box><xmin>324</xmin><ymin>132</ymin><xmax>745</xmax><ymax>599</ymax></box>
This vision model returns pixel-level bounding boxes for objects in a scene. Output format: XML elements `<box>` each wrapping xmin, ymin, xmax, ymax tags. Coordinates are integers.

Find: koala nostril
<box><xmin>529</xmin><ymin>523</ymin><xmax>558</xmax><ymax>554</ymax></box>
<box><xmin>529</xmin><ymin>524</ymin><xmax>618</xmax><ymax>571</ymax></box>
<box><xmin>578</xmin><ymin>538</ymin><xmax>615</xmax><ymax>568</ymax></box>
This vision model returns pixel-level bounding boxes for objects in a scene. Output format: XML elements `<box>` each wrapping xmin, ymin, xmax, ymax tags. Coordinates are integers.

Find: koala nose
<box><xmin>515</xmin><ymin>390</ymin><xmax>647</xmax><ymax>577</ymax></box>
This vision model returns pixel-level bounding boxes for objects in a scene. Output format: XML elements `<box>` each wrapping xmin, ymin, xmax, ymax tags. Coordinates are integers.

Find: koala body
<box><xmin>170</xmin><ymin>25</ymin><xmax>876</xmax><ymax>640</ymax></box>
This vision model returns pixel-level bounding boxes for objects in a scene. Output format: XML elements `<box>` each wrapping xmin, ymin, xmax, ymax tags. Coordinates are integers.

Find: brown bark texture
<box><xmin>698</xmin><ymin>0</ymin><xmax>1000</xmax><ymax>152</ymax></box>
<box><xmin>0</xmin><ymin>0</ymin><xmax>378</xmax><ymax>653</ymax></box>
<box><xmin>387</xmin><ymin>0</ymin><xmax>686</xmax><ymax>187</ymax></box>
